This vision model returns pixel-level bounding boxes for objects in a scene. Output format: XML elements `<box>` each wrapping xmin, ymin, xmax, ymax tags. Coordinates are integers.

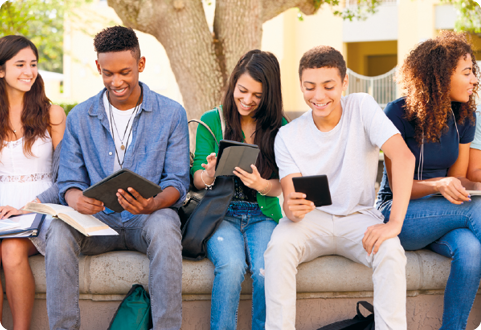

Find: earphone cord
<box><xmin>417</xmin><ymin>108</ymin><xmax>459</xmax><ymax>182</ymax></box>
<box><xmin>417</xmin><ymin>134</ymin><xmax>424</xmax><ymax>181</ymax></box>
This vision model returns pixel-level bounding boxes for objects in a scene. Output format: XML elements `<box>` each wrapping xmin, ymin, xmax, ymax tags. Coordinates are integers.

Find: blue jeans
<box><xmin>206</xmin><ymin>207</ymin><xmax>277</xmax><ymax>330</ymax></box>
<box><xmin>45</xmin><ymin>208</ymin><xmax>183</xmax><ymax>330</ymax></box>
<box><xmin>379</xmin><ymin>196</ymin><xmax>481</xmax><ymax>330</ymax></box>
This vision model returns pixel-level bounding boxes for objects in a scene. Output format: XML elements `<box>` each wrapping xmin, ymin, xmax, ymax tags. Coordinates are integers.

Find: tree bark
<box><xmin>108</xmin><ymin>0</ymin><xmax>322</xmax><ymax>121</ymax></box>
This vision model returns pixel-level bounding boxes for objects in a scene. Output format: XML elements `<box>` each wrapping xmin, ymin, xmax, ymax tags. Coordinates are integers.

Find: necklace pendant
<box><xmin>120</xmin><ymin>144</ymin><xmax>125</xmax><ymax>151</ymax></box>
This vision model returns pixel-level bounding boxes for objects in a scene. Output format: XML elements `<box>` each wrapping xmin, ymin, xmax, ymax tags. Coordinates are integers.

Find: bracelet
<box><xmin>259</xmin><ymin>180</ymin><xmax>272</xmax><ymax>196</ymax></box>
<box><xmin>201</xmin><ymin>170</ymin><xmax>215</xmax><ymax>190</ymax></box>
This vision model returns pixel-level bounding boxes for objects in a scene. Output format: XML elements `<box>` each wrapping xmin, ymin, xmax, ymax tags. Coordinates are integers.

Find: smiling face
<box><xmin>300</xmin><ymin>67</ymin><xmax>348</xmax><ymax>131</ymax></box>
<box><xmin>96</xmin><ymin>50</ymin><xmax>145</xmax><ymax>110</ymax></box>
<box><xmin>233</xmin><ymin>73</ymin><xmax>263</xmax><ymax>118</ymax></box>
<box><xmin>449</xmin><ymin>53</ymin><xmax>478</xmax><ymax>103</ymax></box>
<box><xmin>0</xmin><ymin>47</ymin><xmax>38</xmax><ymax>96</ymax></box>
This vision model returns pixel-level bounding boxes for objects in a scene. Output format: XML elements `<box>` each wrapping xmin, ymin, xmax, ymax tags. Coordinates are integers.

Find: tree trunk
<box><xmin>108</xmin><ymin>0</ymin><xmax>224</xmax><ymax>123</ymax></box>
<box><xmin>107</xmin><ymin>0</ymin><xmax>321</xmax><ymax>125</ymax></box>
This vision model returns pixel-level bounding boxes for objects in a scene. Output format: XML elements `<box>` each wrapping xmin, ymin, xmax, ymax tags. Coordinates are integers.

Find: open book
<box><xmin>23</xmin><ymin>203</ymin><xmax>118</xmax><ymax>237</ymax></box>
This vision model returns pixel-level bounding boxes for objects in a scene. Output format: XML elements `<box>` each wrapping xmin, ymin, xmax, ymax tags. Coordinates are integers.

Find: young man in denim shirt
<box><xmin>45</xmin><ymin>26</ymin><xmax>189</xmax><ymax>329</ymax></box>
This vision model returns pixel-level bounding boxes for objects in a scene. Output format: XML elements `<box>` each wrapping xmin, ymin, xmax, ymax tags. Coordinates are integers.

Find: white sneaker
<box><xmin>0</xmin><ymin>322</ymin><xmax>6</xmax><ymax>330</ymax></box>
<box><xmin>475</xmin><ymin>324</ymin><xmax>481</xmax><ymax>330</ymax></box>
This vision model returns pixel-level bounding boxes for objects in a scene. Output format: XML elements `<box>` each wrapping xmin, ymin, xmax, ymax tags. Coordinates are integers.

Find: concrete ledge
<box><xmin>22</xmin><ymin>249</ymin><xmax>453</xmax><ymax>298</ymax></box>
<box><xmin>3</xmin><ymin>249</ymin><xmax>481</xmax><ymax>330</ymax></box>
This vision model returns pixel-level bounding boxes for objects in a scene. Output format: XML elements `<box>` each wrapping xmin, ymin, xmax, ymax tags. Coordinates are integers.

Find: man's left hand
<box><xmin>362</xmin><ymin>221</ymin><xmax>402</xmax><ymax>256</ymax></box>
<box><xmin>117</xmin><ymin>188</ymin><xmax>157</xmax><ymax>214</ymax></box>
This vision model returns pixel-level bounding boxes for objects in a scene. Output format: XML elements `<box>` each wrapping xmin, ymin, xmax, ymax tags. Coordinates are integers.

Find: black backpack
<box><xmin>317</xmin><ymin>301</ymin><xmax>374</xmax><ymax>330</ymax></box>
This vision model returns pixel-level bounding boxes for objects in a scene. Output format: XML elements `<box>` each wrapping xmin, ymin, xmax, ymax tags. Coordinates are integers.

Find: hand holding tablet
<box><xmin>214</xmin><ymin>140</ymin><xmax>260</xmax><ymax>177</ymax></box>
<box><xmin>83</xmin><ymin>169</ymin><xmax>162</xmax><ymax>213</ymax></box>
<box><xmin>292</xmin><ymin>175</ymin><xmax>332</xmax><ymax>207</ymax></box>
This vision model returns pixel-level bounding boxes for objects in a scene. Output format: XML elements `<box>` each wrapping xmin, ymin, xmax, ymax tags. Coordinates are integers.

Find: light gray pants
<box><xmin>45</xmin><ymin>208</ymin><xmax>182</xmax><ymax>330</ymax></box>
<box><xmin>264</xmin><ymin>208</ymin><xmax>407</xmax><ymax>330</ymax></box>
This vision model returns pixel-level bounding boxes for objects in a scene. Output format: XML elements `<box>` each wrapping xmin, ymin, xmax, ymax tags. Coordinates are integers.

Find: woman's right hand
<box><xmin>436</xmin><ymin>177</ymin><xmax>471</xmax><ymax>204</ymax></box>
<box><xmin>201</xmin><ymin>153</ymin><xmax>217</xmax><ymax>180</ymax></box>
<box><xmin>0</xmin><ymin>206</ymin><xmax>23</xmax><ymax>219</ymax></box>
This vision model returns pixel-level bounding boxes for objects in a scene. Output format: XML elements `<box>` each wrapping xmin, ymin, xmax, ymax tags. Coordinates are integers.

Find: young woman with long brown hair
<box><xmin>377</xmin><ymin>31</ymin><xmax>480</xmax><ymax>329</ymax></box>
<box><xmin>0</xmin><ymin>35</ymin><xmax>65</xmax><ymax>329</ymax></box>
<box><xmin>191</xmin><ymin>49</ymin><xmax>287</xmax><ymax>330</ymax></box>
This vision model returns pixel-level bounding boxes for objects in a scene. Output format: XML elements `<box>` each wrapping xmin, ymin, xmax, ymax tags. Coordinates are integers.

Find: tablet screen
<box><xmin>292</xmin><ymin>175</ymin><xmax>332</xmax><ymax>207</ymax></box>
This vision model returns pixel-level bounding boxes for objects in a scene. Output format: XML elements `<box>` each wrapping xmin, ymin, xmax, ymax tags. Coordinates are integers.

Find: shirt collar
<box><xmin>88</xmin><ymin>82</ymin><xmax>153</xmax><ymax>117</ymax></box>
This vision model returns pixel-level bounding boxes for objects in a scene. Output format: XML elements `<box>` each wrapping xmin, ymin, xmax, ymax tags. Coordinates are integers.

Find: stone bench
<box><xmin>2</xmin><ymin>250</ymin><xmax>481</xmax><ymax>329</ymax></box>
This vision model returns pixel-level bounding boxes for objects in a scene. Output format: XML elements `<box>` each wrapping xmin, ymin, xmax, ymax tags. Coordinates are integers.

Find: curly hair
<box><xmin>93</xmin><ymin>26</ymin><xmax>140</xmax><ymax>59</ymax></box>
<box><xmin>0</xmin><ymin>35</ymin><xmax>51</xmax><ymax>156</ymax></box>
<box><xmin>399</xmin><ymin>31</ymin><xmax>479</xmax><ymax>144</ymax></box>
<box><xmin>298</xmin><ymin>45</ymin><xmax>346</xmax><ymax>80</ymax></box>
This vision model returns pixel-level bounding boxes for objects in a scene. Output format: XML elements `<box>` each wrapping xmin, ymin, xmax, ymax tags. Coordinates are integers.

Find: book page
<box><xmin>24</xmin><ymin>203</ymin><xmax>118</xmax><ymax>236</ymax></box>
<box><xmin>0</xmin><ymin>219</ymin><xmax>23</xmax><ymax>232</ymax></box>
<box><xmin>7</xmin><ymin>214</ymin><xmax>37</xmax><ymax>230</ymax></box>
<box><xmin>86</xmin><ymin>227</ymin><xmax>119</xmax><ymax>236</ymax></box>
<box><xmin>0</xmin><ymin>230</ymin><xmax>36</xmax><ymax>238</ymax></box>
<box><xmin>58</xmin><ymin>211</ymin><xmax>108</xmax><ymax>231</ymax></box>
<box><xmin>25</xmin><ymin>203</ymin><xmax>104</xmax><ymax>230</ymax></box>
<box><xmin>23</xmin><ymin>202</ymin><xmax>57</xmax><ymax>216</ymax></box>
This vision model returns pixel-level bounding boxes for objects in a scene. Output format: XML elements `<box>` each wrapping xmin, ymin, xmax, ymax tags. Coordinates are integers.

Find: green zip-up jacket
<box><xmin>191</xmin><ymin>107</ymin><xmax>287</xmax><ymax>222</ymax></box>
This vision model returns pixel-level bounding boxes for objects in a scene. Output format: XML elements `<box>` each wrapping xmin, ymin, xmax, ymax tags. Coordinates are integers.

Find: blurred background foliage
<box><xmin>0</xmin><ymin>0</ymin><xmax>479</xmax><ymax>75</ymax></box>
<box><xmin>445</xmin><ymin>0</ymin><xmax>481</xmax><ymax>33</ymax></box>
<box><xmin>0</xmin><ymin>0</ymin><xmax>91</xmax><ymax>73</ymax></box>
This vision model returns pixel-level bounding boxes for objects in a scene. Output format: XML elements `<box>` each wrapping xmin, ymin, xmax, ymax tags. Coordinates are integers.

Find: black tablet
<box><xmin>83</xmin><ymin>168</ymin><xmax>162</xmax><ymax>213</ymax></box>
<box><xmin>292</xmin><ymin>175</ymin><xmax>332</xmax><ymax>207</ymax></box>
<box><xmin>215</xmin><ymin>140</ymin><xmax>260</xmax><ymax>177</ymax></box>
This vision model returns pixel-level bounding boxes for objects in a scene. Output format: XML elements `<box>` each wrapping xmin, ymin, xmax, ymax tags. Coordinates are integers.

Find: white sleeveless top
<box><xmin>0</xmin><ymin>133</ymin><xmax>53</xmax><ymax>209</ymax></box>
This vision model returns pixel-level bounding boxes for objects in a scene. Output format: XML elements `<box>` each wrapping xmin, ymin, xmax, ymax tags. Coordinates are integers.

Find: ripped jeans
<box><xmin>206</xmin><ymin>201</ymin><xmax>277</xmax><ymax>330</ymax></box>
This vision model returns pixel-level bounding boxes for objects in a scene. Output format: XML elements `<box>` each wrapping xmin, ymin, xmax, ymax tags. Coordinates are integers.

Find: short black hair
<box><xmin>93</xmin><ymin>26</ymin><xmax>141</xmax><ymax>59</ymax></box>
<box><xmin>298</xmin><ymin>46</ymin><xmax>346</xmax><ymax>80</ymax></box>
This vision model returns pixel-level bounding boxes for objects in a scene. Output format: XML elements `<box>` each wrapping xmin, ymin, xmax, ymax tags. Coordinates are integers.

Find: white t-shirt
<box><xmin>103</xmin><ymin>92</ymin><xmax>141</xmax><ymax>172</ymax></box>
<box><xmin>274</xmin><ymin>93</ymin><xmax>399</xmax><ymax>216</ymax></box>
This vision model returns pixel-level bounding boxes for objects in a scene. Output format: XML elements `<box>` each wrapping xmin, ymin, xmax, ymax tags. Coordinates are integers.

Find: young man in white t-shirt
<box><xmin>264</xmin><ymin>46</ymin><xmax>415</xmax><ymax>330</ymax></box>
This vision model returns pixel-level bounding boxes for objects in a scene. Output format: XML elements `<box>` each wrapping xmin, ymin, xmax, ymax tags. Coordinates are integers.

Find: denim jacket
<box><xmin>58</xmin><ymin>82</ymin><xmax>190</xmax><ymax>222</ymax></box>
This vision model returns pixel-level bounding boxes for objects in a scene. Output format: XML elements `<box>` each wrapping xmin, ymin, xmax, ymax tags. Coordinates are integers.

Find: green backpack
<box><xmin>108</xmin><ymin>284</ymin><xmax>152</xmax><ymax>330</ymax></box>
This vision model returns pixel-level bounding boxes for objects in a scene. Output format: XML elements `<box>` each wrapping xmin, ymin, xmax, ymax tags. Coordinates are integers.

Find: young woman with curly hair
<box><xmin>377</xmin><ymin>31</ymin><xmax>480</xmax><ymax>330</ymax></box>
<box><xmin>191</xmin><ymin>49</ymin><xmax>287</xmax><ymax>330</ymax></box>
<box><xmin>0</xmin><ymin>35</ymin><xmax>65</xmax><ymax>329</ymax></box>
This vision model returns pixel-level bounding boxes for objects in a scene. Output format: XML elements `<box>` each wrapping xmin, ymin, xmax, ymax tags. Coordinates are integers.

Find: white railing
<box><xmin>346</xmin><ymin>67</ymin><xmax>397</xmax><ymax>108</ymax></box>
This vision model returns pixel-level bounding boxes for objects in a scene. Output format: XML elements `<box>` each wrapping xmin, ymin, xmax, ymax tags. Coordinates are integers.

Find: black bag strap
<box><xmin>188</xmin><ymin>105</ymin><xmax>225</xmax><ymax>147</ymax></box>
<box><xmin>316</xmin><ymin>301</ymin><xmax>374</xmax><ymax>330</ymax></box>
<box><xmin>356</xmin><ymin>301</ymin><xmax>374</xmax><ymax>317</ymax></box>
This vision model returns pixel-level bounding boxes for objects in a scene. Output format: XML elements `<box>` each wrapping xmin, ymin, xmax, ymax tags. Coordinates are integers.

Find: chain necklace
<box><xmin>107</xmin><ymin>84</ymin><xmax>143</xmax><ymax>168</ymax></box>
<box><xmin>9</xmin><ymin>120</ymin><xmax>18</xmax><ymax>135</ymax></box>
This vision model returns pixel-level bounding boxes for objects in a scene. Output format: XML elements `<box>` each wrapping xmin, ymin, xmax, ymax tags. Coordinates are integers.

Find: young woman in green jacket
<box><xmin>191</xmin><ymin>49</ymin><xmax>287</xmax><ymax>330</ymax></box>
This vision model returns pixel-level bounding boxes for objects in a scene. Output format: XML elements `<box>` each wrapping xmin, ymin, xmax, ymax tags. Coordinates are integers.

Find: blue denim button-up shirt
<box><xmin>58</xmin><ymin>82</ymin><xmax>190</xmax><ymax>222</ymax></box>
